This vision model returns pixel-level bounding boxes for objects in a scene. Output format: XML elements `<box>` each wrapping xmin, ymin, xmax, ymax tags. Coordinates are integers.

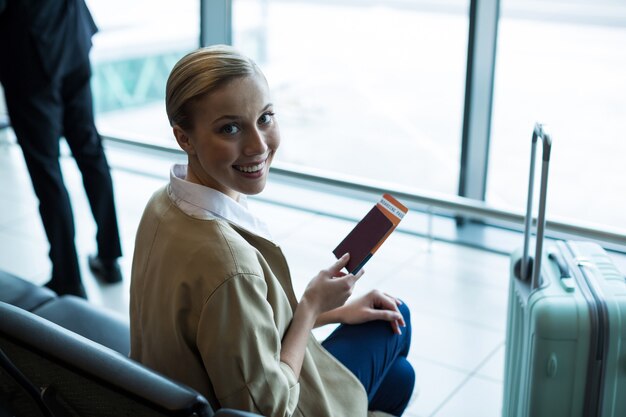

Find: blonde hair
<box><xmin>165</xmin><ymin>45</ymin><xmax>261</xmax><ymax>130</ymax></box>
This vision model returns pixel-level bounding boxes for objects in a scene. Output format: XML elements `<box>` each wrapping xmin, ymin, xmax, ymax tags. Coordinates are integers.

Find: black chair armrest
<box><xmin>0</xmin><ymin>269</ymin><xmax>56</xmax><ymax>311</ymax></box>
<box><xmin>32</xmin><ymin>295</ymin><xmax>130</xmax><ymax>355</ymax></box>
<box><xmin>215</xmin><ymin>410</ymin><xmax>263</xmax><ymax>417</ymax></box>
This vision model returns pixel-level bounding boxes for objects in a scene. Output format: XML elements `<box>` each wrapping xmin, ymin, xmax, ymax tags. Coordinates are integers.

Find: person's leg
<box><xmin>4</xmin><ymin>79</ymin><xmax>84</xmax><ymax>296</ymax></box>
<box><xmin>369</xmin><ymin>357</ymin><xmax>415</xmax><ymax>416</ymax></box>
<box><xmin>60</xmin><ymin>60</ymin><xmax>122</xmax><ymax>267</ymax></box>
<box><xmin>322</xmin><ymin>302</ymin><xmax>415</xmax><ymax>415</ymax></box>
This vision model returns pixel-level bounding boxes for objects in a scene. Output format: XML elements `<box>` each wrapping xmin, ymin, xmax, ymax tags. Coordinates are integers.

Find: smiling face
<box><xmin>173</xmin><ymin>73</ymin><xmax>280</xmax><ymax>201</ymax></box>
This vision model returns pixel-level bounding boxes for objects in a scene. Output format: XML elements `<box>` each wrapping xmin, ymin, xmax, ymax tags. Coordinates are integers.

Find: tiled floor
<box><xmin>0</xmin><ymin>138</ymin><xmax>513</xmax><ymax>417</ymax></box>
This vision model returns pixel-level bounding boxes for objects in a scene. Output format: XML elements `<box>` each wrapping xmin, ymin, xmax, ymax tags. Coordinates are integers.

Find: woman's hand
<box><xmin>281</xmin><ymin>253</ymin><xmax>363</xmax><ymax>377</ymax></box>
<box><xmin>332</xmin><ymin>290</ymin><xmax>405</xmax><ymax>334</ymax></box>
<box><xmin>300</xmin><ymin>253</ymin><xmax>364</xmax><ymax>318</ymax></box>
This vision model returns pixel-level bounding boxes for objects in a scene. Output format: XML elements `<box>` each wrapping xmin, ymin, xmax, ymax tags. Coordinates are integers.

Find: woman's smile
<box><xmin>233</xmin><ymin>157</ymin><xmax>268</xmax><ymax>175</ymax></box>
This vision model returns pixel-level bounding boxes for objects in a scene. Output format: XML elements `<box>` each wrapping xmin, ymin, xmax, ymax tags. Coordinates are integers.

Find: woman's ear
<box><xmin>173</xmin><ymin>125</ymin><xmax>196</xmax><ymax>155</ymax></box>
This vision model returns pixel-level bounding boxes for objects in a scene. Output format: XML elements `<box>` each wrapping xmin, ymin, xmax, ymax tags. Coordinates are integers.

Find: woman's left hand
<box><xmin>337</xmin><ymin>290</ymin><xmax>406</xmax><ymax>334</ymax></box>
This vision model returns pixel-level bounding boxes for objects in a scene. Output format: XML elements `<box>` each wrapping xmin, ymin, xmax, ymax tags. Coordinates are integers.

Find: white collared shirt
<box><xmin>167</xmin><ymin>164</ymin><xmax>273</xmax><ymax>241</ymax></box>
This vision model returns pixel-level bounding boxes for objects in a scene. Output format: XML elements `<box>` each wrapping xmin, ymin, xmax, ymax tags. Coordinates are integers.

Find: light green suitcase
<box><xmin>503</xmin><ymin>124</ymin><xmax>626</xmax><ymax>417</ymax></box>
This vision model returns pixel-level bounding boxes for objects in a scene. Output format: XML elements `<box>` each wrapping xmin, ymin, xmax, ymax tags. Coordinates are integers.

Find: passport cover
<box><xmin>333</xmin><ymin>193</ymin><xmax>408</xmax><ymax>274</ymax></box>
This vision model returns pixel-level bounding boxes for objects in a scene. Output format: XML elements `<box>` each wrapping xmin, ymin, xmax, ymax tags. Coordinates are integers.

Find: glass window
<box><xmin>86</xmin><ymin>0</ymin><xmax>200</xmax><ymax>146</ymax></box>
<box><xmin>488</xmin><ymin>1</ymin><xmax>626</xmax><ymax>231</ymax></box>
<box><xmin>233</xmin><ymin>0</ymin><xmax>470</xmax><ymax>195</ymax></box>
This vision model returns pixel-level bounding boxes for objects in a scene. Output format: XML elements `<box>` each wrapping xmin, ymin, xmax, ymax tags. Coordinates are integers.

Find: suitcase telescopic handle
<box><xmin>521</xmin><ymin>123</ymin><xmax>552</xmax><ymax>290</ymax></box>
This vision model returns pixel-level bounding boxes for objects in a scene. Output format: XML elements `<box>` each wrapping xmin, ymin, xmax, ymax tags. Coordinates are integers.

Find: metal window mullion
<box><xmin>458</xmin><ymin>0</ymin><xmax>500</xmax><ymax>202</ymax></box>
<box><xmin>200</xmin><ymin>0</ymin><xmax>232</xmax><ymax>47</ymax></box>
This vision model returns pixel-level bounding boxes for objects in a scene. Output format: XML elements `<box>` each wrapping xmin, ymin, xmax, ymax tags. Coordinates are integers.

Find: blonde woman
<box><xmin>129</xmin><ymin>45</ymin><xmax>415</xmax><ymax>417</ymax></box>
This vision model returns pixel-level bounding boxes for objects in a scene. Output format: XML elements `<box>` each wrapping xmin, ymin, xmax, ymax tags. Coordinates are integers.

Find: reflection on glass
<box><xmin>489</xmin><ymin>1</ymin><xmax>626</xmax><ymax>230</ymax></box>
<box><xmin>234</xmin><ymin>0</ymin><xmax>469</xmax><ymax>195</ymax></box>
<box><xmin>86</xmin><ymin>0</ymin><xmax>199</xmax><ymax>144</ymax></box>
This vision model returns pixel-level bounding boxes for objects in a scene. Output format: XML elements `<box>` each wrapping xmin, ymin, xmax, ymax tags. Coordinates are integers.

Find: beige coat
<box><xmin>129</xmin><ymin>187</ymin><xmax>370</xmax><ymax>417</ymax></box>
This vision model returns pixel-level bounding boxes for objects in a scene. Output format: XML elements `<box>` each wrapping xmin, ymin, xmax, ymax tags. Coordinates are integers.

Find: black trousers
<box><xmin>3</xmin><ymin>57</ymin><xmax>122</xmax><ymax>288</ymax></box>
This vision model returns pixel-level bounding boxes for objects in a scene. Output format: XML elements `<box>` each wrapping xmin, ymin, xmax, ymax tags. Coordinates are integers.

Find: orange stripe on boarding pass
<box><xmin>376</xmin><ymin>193</ymin><xmax>408</xmax><ymax>226</ymax></box>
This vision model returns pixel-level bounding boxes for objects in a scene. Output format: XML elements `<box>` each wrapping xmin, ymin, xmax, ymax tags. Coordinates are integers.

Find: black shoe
<box><xmin>44</xmin><ymin>279</ymin><xmax>87</xmax><ymax>299</ymax></box>
<box><xmin>88</xmin><ymin>255</ymin><xmax>123</xmax><ymax>284</ymax></box>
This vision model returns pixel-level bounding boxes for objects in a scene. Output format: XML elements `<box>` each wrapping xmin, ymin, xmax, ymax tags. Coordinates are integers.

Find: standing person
<box><xmin>0</xmin><ymin>0</ymin><xmax>123</xmax><ymax>297</ymax></box>
<box><xmin>130</xmin><ymin>45</ymin><xmax>416</xmax><ymax>416</ymax></box>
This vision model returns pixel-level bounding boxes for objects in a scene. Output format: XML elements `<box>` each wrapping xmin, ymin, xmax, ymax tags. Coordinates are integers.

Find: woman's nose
<box><xmin>244</xmin><ymin>128</ymin><xmax>269</xmax><ymax>155</ymax></box>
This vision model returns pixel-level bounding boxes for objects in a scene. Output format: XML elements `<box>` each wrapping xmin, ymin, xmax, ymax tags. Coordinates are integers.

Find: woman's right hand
<box><xmin>300</xmin><ymin>253</ymin><xmax>364</xmax><ymax>318</ymax></box>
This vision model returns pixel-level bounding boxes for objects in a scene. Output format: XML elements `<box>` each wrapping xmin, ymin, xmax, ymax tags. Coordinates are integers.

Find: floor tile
<box><xmin>415</xmin><ymin>241</ymin><xmax>511</xmax><ymax>290</ymax></box>
<box><xmin>0</xmin><ymin>228</ymin><xmax>51</xmax><ymax>282</ymax></box>
<box><xmin>279</xmin><ymin>234</ymin><xmax>340</xmax><ymax>298</ymax></box>
<box><xmin>0</xmin><ymin>198</ymin><xmax>41</xmax><ymax>235</ymax></box>
<box><xmin>475</xmin><ymin>343</ymin><xmax>505</xmax><ymax>382</ymax></box>
<box><xmin>406</xmin><ymin>312</ymin><xmax>504</xmax><ymax>373</ymax></box>
<box><xmin>247</xmin><ymin>198</ymin><xmax>319</xmax><ymax>241</ymax></box>
<box><xmin>432</xmin><ymin>375</ymin><xmax>503</xmax><ymax>417</ymax></box>
<box><xmin>290</xmin><ymin>214</ymin><xmax>357</xmax><ymax>248</ymax></box>
<box><xmin>381</xmin><ymin>244</ymin><xmax>510</xmax><ymax>332</ymax></box>
<box><xmin>403</xmin><ymin>359</ymin><xmax>469</xmax><ymax>417</ymax></box>
<box><xmin>398</xmin><ymin>275</ymin><xmax>508</xmax><ymax>332</ymax></box>
<box><xmin>0</xmin><ymin>145</ymin><xmax>37</xmax><ymax>205</ymax></box>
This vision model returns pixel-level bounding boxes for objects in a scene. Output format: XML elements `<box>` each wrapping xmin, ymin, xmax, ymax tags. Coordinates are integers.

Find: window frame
<box><xmin>188</xmin><ymin>0</ymin><xmax>626</xmax><ymax>252</ymax></box>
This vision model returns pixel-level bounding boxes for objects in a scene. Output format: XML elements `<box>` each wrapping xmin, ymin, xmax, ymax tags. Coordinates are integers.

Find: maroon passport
<box><xmin>333</xmin><ymin>194</ymin><xmax>408</xmax><ymax>274</ymax></box>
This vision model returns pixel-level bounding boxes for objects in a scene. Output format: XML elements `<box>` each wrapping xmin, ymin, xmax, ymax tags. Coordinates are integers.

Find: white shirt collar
<box><xmin>168</xmin><ymin>164</ymin><xmax>273</xmax><ymax>241</ymax></box>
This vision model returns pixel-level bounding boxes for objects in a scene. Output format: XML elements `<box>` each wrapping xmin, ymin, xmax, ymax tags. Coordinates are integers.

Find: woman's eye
<box><xmin>221</xmin><ymin>124</ymin><xmax>240</xmax><ymax>135</ymax></box>
<box><xmin>258</xmin><ymin>112</ymin><xmax>275</xmax><ymax>125</ymax></box>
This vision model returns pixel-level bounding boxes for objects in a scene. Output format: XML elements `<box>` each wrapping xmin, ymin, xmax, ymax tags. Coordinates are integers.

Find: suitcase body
<box><xmin>502</xmin><ymin>124</ymin><xmax>626</xmax><ymax>417</ymax></box>
<box><xmin>504</xmin><ymin>241</ymin><xmax>626</xmax><ymax>417</ymax></box>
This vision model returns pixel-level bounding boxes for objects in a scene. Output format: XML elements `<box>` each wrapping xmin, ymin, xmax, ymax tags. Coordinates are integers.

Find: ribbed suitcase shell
<box><xmin>503</xmin><ymin>241</ymin><xmax>626</xmax><ymax>417</ymax></box>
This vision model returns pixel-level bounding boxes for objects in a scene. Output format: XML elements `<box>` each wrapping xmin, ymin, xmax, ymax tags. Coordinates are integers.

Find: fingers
<box><xmin>326</xmin><ymin>254</ymin><xmax>365</xmax><ymax>283</ymax></box>
<box><xmin>352</xmin><ymin>268</ymin><xmax>365</xmax><ymax>282</ymax></box>
<box><xmin>333</xmin><ymin>268</ymin><xmax>363</xmax><ymax>291</ymax></box>
<box><xmin>335</xmin><ymin>268</ymin><xmax>364</xmax><ymax>292</ymax></box>
<box><xmin>368</xmin><ymin>308</ymin><xmax>403</xmax><ymax>323</ymax></box>
<box><xmin>384</xmin><ymin>292</ymin><xmax>403</xmax><ymax>306</ymax></box>
<box><xmin>391</xmin><ymin>320</ymin><xmax>402</xmax><ymax>335</ymax></box>
<box><xmin>367</xmin><ymin>308</ymin><xmax>403</xmax><ymax>334</ymax></box>
<box><xmin>372</xmin><ymin>291</ymin><xmax>406</xmax><ymax>328</ymax></box>
<box><xmin>375</xmin><ymin>291</ymin><xmax>400</xmax><ymax>311</ymax></box>
<box><xmin>327</xmin><ymin>253</ymin><xmax>350</xmax><ymax>275</ymax></box>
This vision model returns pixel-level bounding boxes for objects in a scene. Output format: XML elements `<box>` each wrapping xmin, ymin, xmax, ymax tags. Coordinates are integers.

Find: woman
<box><xmin>129</xmin><ymin>45</ymin><xmax>415</xmax><ymax>417</ymax></box>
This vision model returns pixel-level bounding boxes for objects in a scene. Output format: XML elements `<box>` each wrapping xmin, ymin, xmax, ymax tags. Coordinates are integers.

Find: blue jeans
<box><xmin>322</xmin><ymin>302</ymin><xmax>415</xmax><ymax>416</ymax></box>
